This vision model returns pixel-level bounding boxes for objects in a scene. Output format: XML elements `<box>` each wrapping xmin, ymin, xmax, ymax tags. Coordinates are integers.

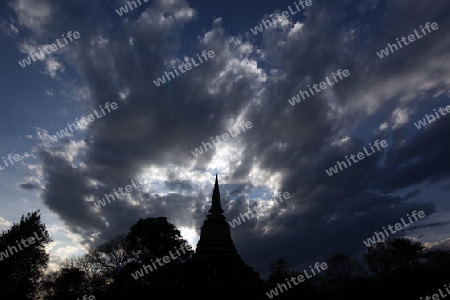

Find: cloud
<box><xmin>0</xmin><ymin>217</ymin><xmax>12</xmax><ymax>231</ymax></box>
<box><xmin>7</xmin><ymin>0</ymin><xmax>450</xmax><ymax>275</ymax></box>
<box><xmin>0</xmin><ymin>19</ymin><xmax>19</xmax><ymax>36</ymax></box>
<box><xmin>9</xmin><ymin>0</ymin><xmax>52</xmax><ymax>35</ymax></box>
<box><xmin>19</xmin><ymin>183</ymin><xmax>40</xmax><ymax>190</ymax></box>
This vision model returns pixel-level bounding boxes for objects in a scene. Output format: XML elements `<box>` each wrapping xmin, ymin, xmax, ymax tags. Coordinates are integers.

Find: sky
<box><xmin>0</xmin><ymin>0</ymin><xmax>449</xmax><ymax>277</ymax></box>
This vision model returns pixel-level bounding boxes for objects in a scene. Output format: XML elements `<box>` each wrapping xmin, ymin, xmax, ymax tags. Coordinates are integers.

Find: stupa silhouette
<box><xmin>177</xmin><ymin>174</ymin><xmax>264</xmax><ymax>299</ymax></box>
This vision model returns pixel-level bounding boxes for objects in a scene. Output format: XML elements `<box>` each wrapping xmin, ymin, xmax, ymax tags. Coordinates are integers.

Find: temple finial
<box><xmin>209</xmin><ymin>174</ymin><xmax>223</xmax><ymax>214</ymax></box>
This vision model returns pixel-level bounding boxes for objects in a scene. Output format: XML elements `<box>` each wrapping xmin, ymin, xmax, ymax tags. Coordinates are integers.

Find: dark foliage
<box><xmin>2</xmin><ymin>212</ymin><xmax>450</xmax><ymax>300</ymax></box>
<box><xmin>0</xmin><ymin>211</ymin><xmax>52</xmax><ymax>300</ymax></box>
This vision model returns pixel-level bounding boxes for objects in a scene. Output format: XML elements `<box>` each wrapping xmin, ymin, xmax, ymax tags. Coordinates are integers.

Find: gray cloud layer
<box><xmin>7</xmin><ymin>0</ymin><xmax>450</xmax><ymax>275</ymax></box>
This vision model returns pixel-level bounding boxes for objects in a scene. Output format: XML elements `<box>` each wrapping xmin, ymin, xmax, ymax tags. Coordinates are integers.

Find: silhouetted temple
<box><xmin>178</xmin><ymin>175</ymin><xmax>264</xmax><ymax>299</ymax></box>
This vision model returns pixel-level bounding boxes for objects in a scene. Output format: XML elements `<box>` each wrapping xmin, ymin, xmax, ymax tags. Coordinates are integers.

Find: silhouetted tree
<box><xmin>424</xmin><ymin>249</ymin><xmax>450</xmax><ymax>280</ymax></box>
<box><xmin>34</xmin><ymin>215</ymin><xmax>450</xmax><ymax>300</ymax></box>
<box><xmin>42</xmin><ymin>267</ymin><xmax>87</xmax><ymax>299</ymax></box>
<box><xmin>265</xmin><ymin>257</ymin><xmax>318</xmax><ymax>300</ymax></box>
<box><xmin>125</xmin><ymin>216</ymin><xmax>191</xmax><ymax>264</ymax></box>
<box><xmin>325</xmin><ymin>252</ymin><xmax>365</xmax><ymax>279</ymax></box>
<box><xmin>0</xmin><ymin>211</ymin><xmax>52</xmax><ymax>300</ymax></box>
<box><xmin>321</xmin><ymin>252</ymin><xmax>367</xmax><ymax>300</ymax></box>
<box><xmin>121</xmin><ymin>216</ymin><xmax>192</xmax><ymax>299</ymax></box>
<box><xmin>266</xmin><ymin>257</ymin><xmax>290</xmax><ymax>287</ymax></box>
<box><xmin>88</xmin><ymin>234</ymin><xmax>133</xmax><ymax>280</ymax></box>
<box><xmin>40</xmin><ymin>216</ymin><xmax>193</xmax><ymax>300</ymax></box>
<box><xmin>360</xmin><ymin>238</ymin><xmax>435</xmax><ymax>299</ymax></box>
<box><xmin>363</xmin><ymin>238</ymin><xmax>425</xmax><ymax>276</ymax></box>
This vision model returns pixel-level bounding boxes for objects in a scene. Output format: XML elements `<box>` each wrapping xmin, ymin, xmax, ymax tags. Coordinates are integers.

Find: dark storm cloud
<box><xmin>19</xmin><ymin>183</ymin><xmax>39</xmax><ymax>190</ymax></box>
<box><xmin>10</xmin><ymin>0</ymin><xmax>450</xmax><ymax>275</ymax></box>
<box><xmin>404</xmin><ymin>221</ymin><xmax>450</xmax><ymax>232</ymax></box>
<box><xmin>377</xmin><ymin>117</ymin><xmax>450</xmax><ymax>192</ymax></box>
<box><xmin>220</xmin><ymin>0</ymin><xmax>450</xmax><ymax>273</ymax></box>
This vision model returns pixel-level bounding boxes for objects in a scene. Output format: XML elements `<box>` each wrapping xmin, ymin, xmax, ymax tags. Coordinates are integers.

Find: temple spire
<box><xmin>195</xmin><ymin>174</ymin><xmax>238</xmax><ymax>260</ymax></box>
<box><xmin>209</xmin><ymin>174</ymin><xmax>224</xmax><ymax>214</ymax></box>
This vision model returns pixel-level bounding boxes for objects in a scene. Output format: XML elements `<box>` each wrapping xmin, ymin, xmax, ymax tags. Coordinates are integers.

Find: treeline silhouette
<box><xmin>1</xmin><ymin>210</ymin><xmax>449</xmax><ymax>299</ymax></box>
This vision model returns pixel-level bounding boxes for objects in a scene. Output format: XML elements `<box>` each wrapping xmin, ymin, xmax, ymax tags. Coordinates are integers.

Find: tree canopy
<box><xmin>2</xmin><ymin>212</ymin><xmax>450</xmax><ymax>300</ymax></box>
<box><xmin>0</xmin><ymin>211</ymin><xmax>52</xmax><ymax>300</ymax></box>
